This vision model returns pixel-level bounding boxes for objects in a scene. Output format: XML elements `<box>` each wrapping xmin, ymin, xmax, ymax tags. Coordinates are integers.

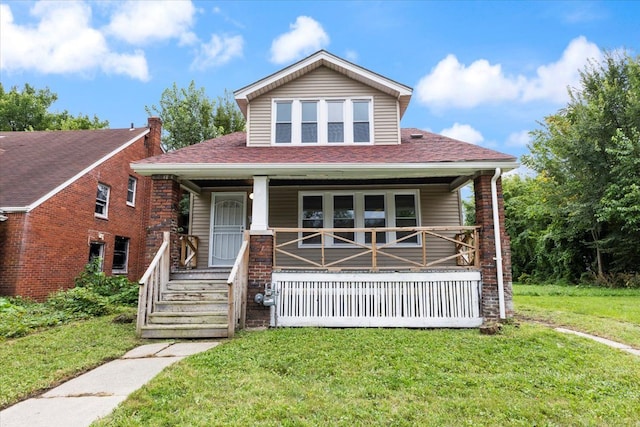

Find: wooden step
<box><xmin>154</xmin><ymin>300</ymin><xmax>227</xmax><ymax>313</ymax></box>
<box><xmin>171</xmin><ymin>269</ymin><xmax>230</xmax><ymax>281</ymax></box>
<box><xmin>140</xmin><ymin>324</ymin><xmax>228</xmax><ymax>339</ymax></box>
<box><xmin>165</xmin><ymin>280</ymin><xmax>228</xmax><ymax>292</ymax></box>
<box><xmin>148</xmin><ymin>311</ymin><xmax>227</xmax><ymax>325</ymax></box>
<box><xmin>161</xmin><ymin>290</ymin><xmax>227</xmax><ymax>302</ymax></box>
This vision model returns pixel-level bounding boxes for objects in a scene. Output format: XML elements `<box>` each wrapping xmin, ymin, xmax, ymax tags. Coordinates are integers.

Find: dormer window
<box><xmin>272</xmin><ymin>98</ymin><xmax>372</xmax><ymax>145</ymax></box>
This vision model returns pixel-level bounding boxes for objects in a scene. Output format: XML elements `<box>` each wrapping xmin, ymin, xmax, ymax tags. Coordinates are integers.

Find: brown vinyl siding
<box><xmin>247</xmin><ymin>66</ymin><xmax>400</xmax><ymax>146</ymax></box>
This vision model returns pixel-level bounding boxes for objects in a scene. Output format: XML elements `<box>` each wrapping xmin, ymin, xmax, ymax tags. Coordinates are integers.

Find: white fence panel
<box><xmin>271</xmin><ymin>272</ymin><xmax>482</xmax><ymax>328</ymax></box>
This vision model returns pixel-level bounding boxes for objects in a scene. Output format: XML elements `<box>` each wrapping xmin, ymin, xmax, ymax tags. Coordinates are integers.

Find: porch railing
<box><xmin>137</xmin><ymin>231</ymin><xmax>170</xmax><ymax>335</ymax></box>
<box><xmin>227</xmin><ymin>232</ymin><xmax>250</xmax><ymax>337</ymax></box>
<box><xmin>179</xmin><ymin>234</ymin><xmax>199</xmax><ymax>269</ymax></box>
<box><xmin>272</xmin><ymin>226</ymin><xmax>480</xmax><ymax>271</ymax></box>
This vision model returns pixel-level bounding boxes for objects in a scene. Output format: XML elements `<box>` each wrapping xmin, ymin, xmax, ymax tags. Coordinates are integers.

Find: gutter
<box><xmin>491</xmin><ymin>168</ymin><xmax>506</xmax><ymax>319</ymax></box>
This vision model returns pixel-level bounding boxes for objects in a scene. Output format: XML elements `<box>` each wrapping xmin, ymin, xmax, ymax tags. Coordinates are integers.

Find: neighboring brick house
<box><xmin>132</xmin><ymin>51</ymin><xmax>518</xmax><ymax>338</ymax></box>
<box><xmin>0</xmin><ymin>118</ymin><xmax>163</xmax><ymax>300</ymax></box>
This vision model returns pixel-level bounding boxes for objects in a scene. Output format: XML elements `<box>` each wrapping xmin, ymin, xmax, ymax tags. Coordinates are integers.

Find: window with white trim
<box><xmin>273</xmin><ymin>98</ymin><xmax>372</xmax><ymax>145</ymax></box>
<box><xmin>113</xmin><ymin>236</ymin><xmax>129</xmax><ymax>274</ymax></box>
<box><xmin>88</xmin><ymin>242</ymin><xmax>105</xmax><ymax>271</ymax></box>
<box><xmin>126</xmin><ymin>176</ymin><xmax>137</xmax><ymax>207</ymax></box>
<box><xmin>95</xmin><ymin>183</ymin><xmax>110</xmax><ymax>218</ymax></box>
<box><xmin>299</xmin><ymin>190</ymin><xmax>420</xmax><ymax>246</ymax></box>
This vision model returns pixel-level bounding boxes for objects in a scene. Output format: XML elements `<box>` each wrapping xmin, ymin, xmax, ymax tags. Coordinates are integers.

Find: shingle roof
<box><xmin>0</xmin><ymin>127</ymin><xmax>148</xmax><ymax>208</ymax></box>
<box><xmin>135</xmin><ymin>128</ymin><xmax>516</xmax><ymax>166</ymax></box>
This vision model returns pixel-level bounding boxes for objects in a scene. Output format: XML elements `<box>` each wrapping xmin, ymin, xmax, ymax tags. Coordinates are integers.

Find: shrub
<box><xmin>46</xmin><ymin>287</ymin><xmax>111</xmax><ymax>317</ymax></box>
<box><xmin>74</xmin><ymin>258</ymin><xmax>140</xmax><ymax>306</ymax></box>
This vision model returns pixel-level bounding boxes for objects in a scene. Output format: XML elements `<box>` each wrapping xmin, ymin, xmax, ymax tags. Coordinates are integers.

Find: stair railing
<box><xmin>227</xmin><ymin>232</ymin><xmax>250</xmax><ymax>338</ymax></box>
<box><xmin>137</xmin><ymin>231</ymin><xmax>171</xmax><ymax>336</ymax></box>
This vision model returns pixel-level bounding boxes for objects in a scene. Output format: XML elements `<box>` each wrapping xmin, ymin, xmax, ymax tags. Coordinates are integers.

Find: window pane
<box><xmin>353</xmin><ymin>101</ymin><xmax>369</xmax><ymax>121</ymax></box>
<box><xmin>276</xmin><ymin>102</ymin><xmax>292</xmax><ymax>121</ymax></box>
<box><xmin>113</xmin><ymin>236</ymin><xmax>129</xmax><ymax>273</ymax></box>
<box><xmin>395</xmin><ymin>194</ymin><xmax>417</xmax><ymax>243</ymax></box>
<box><xmin>327</xmin><ymin>101</ymin><xmax>344</xmax><ymax>122</ymax></box>
<box><xmin>333</xmin><ymin>195</ymin><xmax>354</xmax><ymax>243</ymax></box>
<box><xmin>275</xmin><ymin>123</ymin><xmax>292</xmax><ymax>143</ymax></box>
<box><xmin>302</xmin><ymin>196</ymin><xmax>323</xmax><ymax>244</ymax></box>
<box><xmin>301</xmin><ymin>123</ymin><xmax>317</xmax><ymax>143</ymax></box>
<box><xmin>127</xmin><ymin>177</ymin><xmax>136</xmax><ymax>204</ymax></box>
<box><xmin>96</xmin><ymin>183</ymin><xmax>109</xmax><ymax>216</ymax></box>
<box><xmin>365</xmin><ymin>195</ymin><xmax>385</xmax><ymax>243</ymax></box>
<box><xmin>328</xmin><ymin>123</ymin><xmax>344</xmax><ymax>143</ymax></box>
<box><xmin>301</xmin><ymin>102</ymin><xmax>317</xmax><ymax>121</ymax></box>
<box><xmin>353</xmin><ymin>122</ymin><xmax>370</xmax><ymax>142</ymax></box>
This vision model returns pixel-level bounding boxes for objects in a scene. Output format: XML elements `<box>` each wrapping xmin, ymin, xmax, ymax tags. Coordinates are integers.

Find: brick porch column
<box><xmin>474</xmin><ymin>173</ymin><xmax>514</xmax><ymax>321</ymax></box>
<box><xmin>246</xmin><ymin>232</ymin><xmax>273</xmax><ymax>327</ymax></box>
<box><xmin>145</xmin><ymin>175</ymin><xmax>181</xmax><ymax>271</ymax></box>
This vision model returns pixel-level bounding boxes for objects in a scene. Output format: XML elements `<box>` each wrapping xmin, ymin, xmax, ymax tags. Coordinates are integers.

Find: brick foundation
<box><xmin>474</xmin><ymin>173</ymin><xmax>514</xmax><ymax>320</ymax></box>
<box><xmin>245</xmin><ymin>233</ymin><xmax>273</xmax><ymax>327</ymax></box>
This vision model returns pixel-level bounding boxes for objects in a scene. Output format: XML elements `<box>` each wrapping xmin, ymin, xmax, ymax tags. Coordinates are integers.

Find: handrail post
<box><xmin>371</xmin><ymin>230</ymin><xmax>377</xmax><ymax>271</ymax></box>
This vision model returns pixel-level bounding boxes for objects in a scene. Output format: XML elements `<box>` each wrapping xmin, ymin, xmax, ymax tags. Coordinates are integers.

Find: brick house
<box><xmin>0</xmin><ymin>118</ymin><xmax>163</xmax><ymax>300</ymax></box>
<box><xmin>132</xmin><ymin>51</ymin><xmax>517</xmax><ymax>338</ymax></box>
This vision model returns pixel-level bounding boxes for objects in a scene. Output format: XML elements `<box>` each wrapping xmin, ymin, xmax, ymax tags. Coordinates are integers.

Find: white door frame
<box><xmin>209</xmin><ymin>192</ymin><xmax>247</xmax><ymax>267</ymax></box>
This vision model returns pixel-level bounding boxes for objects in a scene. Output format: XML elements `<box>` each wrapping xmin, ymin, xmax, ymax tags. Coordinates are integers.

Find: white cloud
<box><xmin>440</xmin><ymin>123</ymin><xmax>484</xmax><ymax>145</ymax></box>
<box><xmin>416</xmin><ymin>36</ymin><xmax>602</xmax><ymax>109</ymax></box>
<box><xmin>345</xmin><ymin>49</ymin><xmax>359</xmax><ymax>63</ymax></box>
<box><xmin>191</xmin><ymin>34</ymin><xmax>244</xmax><ymax>70</ymax></box>
<box><xmin>416</xmin><ymin>55</ymin><xmax>524</xmax><ymax>108</ymax></box>
<box><xmin>0</xmin><ymin>2</ymin><xmax>149</xmax><ymax>81</ymax></box>
<box><xmin>270</xmin><ymin>16</ymin><xmax>329</xmax><ymax>64</ymax></box>
<box><xmin>522</xmin><ymin>36</ymin><xmax>602</xmax><ymax>102</ymax></box>
<box><xmin>504</xmin><ymin>164</ymin><xmax>537</xmax><ymax>178</ymax></box>
<box><xmin>505</xmin><ymin>130</ymin><xmax>531</xmax><ymax>147</ymax></box>
<box><xmin>106</xmin><ymin>0</ymin><xmax>197</xmax><ymax>46</ymax></box>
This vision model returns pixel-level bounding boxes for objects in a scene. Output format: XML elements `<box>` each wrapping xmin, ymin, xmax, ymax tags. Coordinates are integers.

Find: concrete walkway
<box><xmin>0</xmin><ymin>341</ymin><xmax>220</xmax><ymax>427</ymax></box>
<box><xmin>555</xmin><ymin>327</ymin><xmax>640</xmax><ymax>356</ymax></box>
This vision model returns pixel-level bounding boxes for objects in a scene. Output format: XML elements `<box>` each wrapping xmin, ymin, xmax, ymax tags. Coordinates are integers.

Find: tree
<box><xmin>145</xmin><ymin>81</ymin><xmax>244</xmax><ymax>151</ymax></box>
<box><xmin>0</xmin><ymin>83</ymin><xmax>108</xmax><ymax>131</ymax></box>
<box><xmin>522</xmin><ymin>52</ymin><xmax>640</xmax><ymax>280</ymax></box>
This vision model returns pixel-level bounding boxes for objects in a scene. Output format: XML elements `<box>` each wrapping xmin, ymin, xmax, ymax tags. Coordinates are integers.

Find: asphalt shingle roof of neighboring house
<box><xmin>0</xmin><ymin>127</ymin><xmax>149</xmax><ymax>208</ymax></box>
<box><xmin>135</xmin><ymin>128</ymin><xmax>517</xmax><ymax>165</ymax></box>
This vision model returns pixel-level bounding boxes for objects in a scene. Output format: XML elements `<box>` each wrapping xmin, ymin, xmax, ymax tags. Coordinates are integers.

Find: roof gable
<box><xmin>234</xmin><ymin>50</ymin><xmax>413</xmax><ymax>118</ymax></box>
<box><xmin>0</xmin><ymin>127</ymin><xmax>149</xmax><ymax>210</ymax></box>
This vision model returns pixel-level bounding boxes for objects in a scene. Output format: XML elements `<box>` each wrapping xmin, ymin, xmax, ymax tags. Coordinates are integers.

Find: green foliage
<box><xmin>517</xmin><ymin>51</ymin><xmax>640</xmax><ymax>281</ymax></box>
<box><xmin>146</xmin><ymin>81</ymin><xmax>244</xmax><ymax>151</ymax></box>
<box><xmin>74</xmin><ymin>258</ymin><xmax>139</xmax><ymax>306</ymax></box>
<box><xmin>45</xmin><ymin>287</ymin><xmax>111</xmax><ymax>317</ymax></box>
<box><xmin>0</xmin><ymin>83</ymin><xmax>108</xmax><ymax>131</ymax></box>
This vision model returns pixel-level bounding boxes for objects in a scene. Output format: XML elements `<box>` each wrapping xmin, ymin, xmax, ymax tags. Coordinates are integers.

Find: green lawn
<box><xmin>514</xmin><ymin>284</ymin><xmax>640</xmax><ymax>347</ymax></box>
<box><xmin>95</xmin><ymin>326</ymin><xmax>640</xmax><ymax>426</ymax></box>
<box><xmin>0</xmin><ymin>314</ymin><xmax>141</xmax><ymax>409</ymax></box>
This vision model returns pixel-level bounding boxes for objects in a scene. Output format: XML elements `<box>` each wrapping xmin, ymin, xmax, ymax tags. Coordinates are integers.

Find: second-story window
<box><xmin>95</xmin><ymin>183</ymin><xmax>110</xmax><ymax>219</ymax></box>
<box><xmin>127</xmin><ymin>176</ymin><xmax>137</xmax><ymax>207</ymax></box>
<box><xmin>275</xmin><ymin>101</ymin><xmax>292</xmax><ymax>143</ymax></box>
<box><xmin>272</xmin><ymin>98</ymin><xmax>372</xmax><ymax>145</ymax></box>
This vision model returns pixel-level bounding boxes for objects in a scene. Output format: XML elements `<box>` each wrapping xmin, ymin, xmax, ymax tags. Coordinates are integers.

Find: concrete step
<box><xmin>165</xmin><ymin>280</ymin><xmax>228</xmax><ymax>292</ymax></box>
<box><xmin>161</xmin><ymin>290</ymin><xmax>227</xmax><ymax>302</ymax></box>
<box><xmin>148</xmin><ymin>311</ymin><xmax>227</xmax><ymax>325</ymax></box>
<box><xmin>140</xmin><ymin>324</ymin><xmax>229</xmax><ymax>339</ymax></box>
<box><xmin>154</xmin><ymin>300</ymin><xmax>228</xmax><ymax>313</ymax></box>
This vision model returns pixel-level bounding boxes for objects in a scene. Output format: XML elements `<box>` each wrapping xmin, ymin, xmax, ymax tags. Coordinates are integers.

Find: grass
<box><xmin>0</xmin><ymin>312</ymin><xmax>141</xmax><ymax>409</ymax></box>
<box><xmin>514</xmin><ymin>284</ymin><xmax>640</xmax><ymax>347</ymax></box>
<box><xmin>95</xmin><ymin>325</ymin><xmax>640</xmax><ymax>426</ymax></box>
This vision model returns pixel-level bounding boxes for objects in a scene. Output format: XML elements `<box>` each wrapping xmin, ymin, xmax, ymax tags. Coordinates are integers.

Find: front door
<box><xmin>210</xmin><ymin>193</ymin><xmax>246</xmax><ymax>267</ymax></box>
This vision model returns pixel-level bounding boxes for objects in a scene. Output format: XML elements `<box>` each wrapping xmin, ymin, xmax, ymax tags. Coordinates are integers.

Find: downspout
<box><xmin>491</xmin><ymin>168</ymin><xmax>506</xmax><ymax>319</ymax></box>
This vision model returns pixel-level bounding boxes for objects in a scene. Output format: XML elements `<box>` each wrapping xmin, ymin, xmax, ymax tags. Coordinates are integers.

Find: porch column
<box><xmin>145</xmin><ymin>175</ymin><xmax>181</xmax><ymax>271</ymax></box>
<box><xmin>246</xmin><ymin>233</ymin><xmax>273</xmax><ymax>327</ymax></box>
<box><xmin>474</xmin><ymin>173</ymin><xmax>514</xmax><ymax>321</ymax></box>
<box><xmin>250</xmin><ymin>176</ymin><xmax>269</xmax><ymax>231</ymax></box>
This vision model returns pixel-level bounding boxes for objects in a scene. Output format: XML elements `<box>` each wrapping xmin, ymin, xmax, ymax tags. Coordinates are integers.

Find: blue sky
<box><xmin>1</xmin><ymin>0</ymin><xmax>639</xmax><ymax>169</ymax></box>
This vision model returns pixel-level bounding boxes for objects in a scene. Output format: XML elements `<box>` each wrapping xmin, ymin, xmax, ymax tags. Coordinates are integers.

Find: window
<box><xmin>113</xmin><ymin>236</ymin><xmax>129</xmax><ymax>274</ymax></box>
<box><xmin>88</xmin><ymin>242</ymin><xmax>104</xmax><ymax>271</ymax></box>
<box><xmin>299</xmin><ymin>190</ymin><xmax>420</xmax><ymax>246</ymax></box>
<box><xmin>127</xmin><ymin>176</ymin><xmax>137</xmax><ymax>206</ymax></box>
<box><xmin>95</xmin><ymin>183</ymin><xmax>110</xmax><ymax>218</ymax></box>
<box><xmin>275</xmin><ymin>101</ymin><xmax>292</xmax><ymax>143</ymax></box>
<box><xmin>273</xmin><ymin>98</ymin><xmax>372</xmax><ymax>144</ymax></box>
<box><xmin>353</xmin><ymin>100</ymin><xmax>371</xmax><ymax>143</ymax></box>
<box><xmin>301</xmin><ymin>101</ymin><xmax>318</xmax><ymax>143</ymax></box>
